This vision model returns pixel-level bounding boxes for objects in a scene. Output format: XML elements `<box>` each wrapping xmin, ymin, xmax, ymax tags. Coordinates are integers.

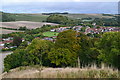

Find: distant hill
<box><xmin>0</xmin><ymin>12</ymin><xmax>116</xmax><ymax>22</ymax></box>
<box><xmin>0</xmin><ymin>12</ymin><xmax>49</xmax><ymax>22</ymax></box>
<box><xmin>0</xmin><ymin>12</ymin><xmax>15</xmax><ymax>22</ymax></box>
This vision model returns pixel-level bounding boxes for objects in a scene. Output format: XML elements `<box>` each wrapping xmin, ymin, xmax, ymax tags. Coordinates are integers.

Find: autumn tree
<box><xmin>55</xmin><ymin>30</ymin><xmax>80</xmax><ymax>53</ymax></box>
<box><xmin>48</xmin><ymin>48</ymin><xmax>77</xmax><ymax>67</ymax></box>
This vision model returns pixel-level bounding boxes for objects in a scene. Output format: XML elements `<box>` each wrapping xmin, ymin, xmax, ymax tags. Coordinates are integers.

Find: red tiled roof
<box><xmin>0</xmin><ymin>40</ymin><xmax>13</xmax><ymax>44</ymax></box>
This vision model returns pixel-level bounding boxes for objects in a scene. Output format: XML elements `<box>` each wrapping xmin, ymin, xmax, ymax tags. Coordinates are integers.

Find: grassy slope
<box><xmin>13</xmin><ymin>14</ymin><xmax>115</xmax><ymax>21</ymax></box>
<box><xmin>0</xmin><ymin>12</ymin><xmax>115</xmax><ymax>22</ymax></box>
<box><xmin>10</xmin><ymin>13</ymin><xmax>49</xmax><ymax>22</ymax></box>
<box><xmin>62</xmin><ymin>14</ymin><xmax>115</xmax><ymax>19</ymax></box>
<box><xmin>2</xmin><ymin>66</ymin><xmax>119</xmax><ymax>78</ymax></box>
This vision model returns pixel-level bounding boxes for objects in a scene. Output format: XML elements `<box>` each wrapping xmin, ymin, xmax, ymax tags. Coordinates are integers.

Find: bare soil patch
<box><xmin>0</xmin><ymin>21</ymin><xmax>59</xmax><ymax>29</ymax></box>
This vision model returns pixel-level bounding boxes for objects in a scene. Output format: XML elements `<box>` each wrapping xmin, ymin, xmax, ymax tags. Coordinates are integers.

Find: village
<box><xmin>1</xmin><ymin>23</ymin><xmax>120</xmax><ymax>51</ymax></box>
<box><xmin>0</xmin><ymin>1</ymin><xmax>120</xmax><ymax>78</ymax></box>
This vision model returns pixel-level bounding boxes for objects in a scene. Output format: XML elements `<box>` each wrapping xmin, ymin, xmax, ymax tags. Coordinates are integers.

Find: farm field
<box><xmin>0</xmin><ymin>29</ymin><xmax>23</xmax><ymax>34</ymax></box>
<box><xmin>0</xmin><ymin>21</ymin><xmax>59</xmax><ymax>29</ymax></box>
<box><xmin>1</xmin><ymin>13</ymin><xmax>49</xmax><ymax>22</ymax></box>
<box><xmin>63</xmin><ymin>14</ymin><xmax>115</xmax><ymax>19</ymax></box>
<box><xmin>13</xmin><ymin>13</ymin><xmax>115</xmax><ymax>21</ymax></box>
<box><xmin>43</xmin><ymin>32</ymin><xmax>59</xmax><ymax>37</ymax></box>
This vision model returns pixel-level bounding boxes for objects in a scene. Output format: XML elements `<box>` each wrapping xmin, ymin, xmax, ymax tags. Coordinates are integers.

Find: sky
<box><xmin>1</xmin><ymin>0</ymin><xmax>119</xmax><ymax>5</ymax></box>
<box><xmin>0</xmin><ymin>0</ymin><xmax>119</xmax><ymax>14</ymax></box>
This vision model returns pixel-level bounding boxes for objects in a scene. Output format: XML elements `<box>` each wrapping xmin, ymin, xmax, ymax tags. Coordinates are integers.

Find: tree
<box><xmin>55</xmin><ymin>30</ymin><xmax>80</xmax><ymax>53</ymax></box>
<box><xmin>25</xmin><ymin>34</ymin><xmax>34</xmax><ymax>41</ymax></box>
<box><xmin>18</xmin><ymin>41</ymin><xmax>28</xmax><ymax>49</ymax></box>
<box><xmin>78</xmin><ymin>33</ymin><xmax>100</xmax><ymax>67</ymax></box>
<box><xmin>46</xmin><ymin>14</ymin><xmax>82</xmax><ymax>26</ymax></box>
<box><xmin>13</xmin><ymin>36</ymin><xmax>22</xmax><ymax>47</ymax></box>
<box><xmin>4</xmin><ymin>49</ymin><xmax>25</xmax><ymax>71</ymax></box>
<box><xmin>25</xmin><ymin>39</ymin><xmax>54</xmax><ymax>66</ymax></box>
<box><xmin>48</xmin><ymin>48</ymin><xmax>77</xmax><ymax>67</ymax></box>
<box><xmin>80</xmin><ymin>27</ymin><xmax>86</xmax><ymax>32</ymax></box>
<box><xmin>98</xmin><ymin>32</ymin><xmax>120</xmax><ymax>69</ymax></box>
<box><xmin>19</xmin><ymin>26</ymin><xmax>28</xmax><ymax>31</ymax></box>
<box><xmin>4</xmin><ymin>39</ymin><xmax>54</xmax><ymax>71</ymax></box>
<box><xmin>46</xmin><ymin>14</ymin><xmax>68</xmax><ymax>24</ymax></box>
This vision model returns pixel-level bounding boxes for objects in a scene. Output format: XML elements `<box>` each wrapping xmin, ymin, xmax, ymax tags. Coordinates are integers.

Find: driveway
<box><xmin>0</xmin><ymin>51</ymin><xmax>12</xmax><ymax>74</ymax></box>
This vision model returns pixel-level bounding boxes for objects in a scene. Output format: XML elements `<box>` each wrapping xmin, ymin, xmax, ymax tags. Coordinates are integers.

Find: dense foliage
<box><xmin>46</xmin><ymin>14</ymin><xmax>82</xmax><ymax>26</ymax></box>
<box><xmin>13</xmin><ymin>36</ymin><xmax>22</xmax><ymax>47</ymax></box>
<box><xmin>98</xmin><ymin>32</ymin><xmax>120</xmax><ymax>69</ymax></box>
<box><xmin>4</xmin><ymin>30</ymin><xmax>120</xmax><ymax>71</ymax></box>
<box><xmin>93</xmin><ymin>18</ymin><xmax>119</xmax><ymax>26</ymax></box>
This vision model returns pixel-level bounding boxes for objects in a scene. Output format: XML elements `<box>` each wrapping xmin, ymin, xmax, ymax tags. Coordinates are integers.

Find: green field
<box><xmin>10</xmin><ymin>13</ymin><xmax>49</xmax><ymax>22</ymax></box>
<box><xmin>43</xmin><ymin>32</ymin><xmax>59</xmax><ymax>37</ymax></box>
<box><xmin>63</xmin><ymin>14</ymin><xmax>115</xmax><ymax>20</ymax></box>
<box><xmin>12</xmin><ymin>14</ymin><xmax>115</xmax><ymax>22</ymax></box>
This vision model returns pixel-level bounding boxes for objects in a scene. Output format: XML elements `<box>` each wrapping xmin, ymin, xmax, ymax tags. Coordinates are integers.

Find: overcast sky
<box><xmin>1</xmin><ymin>0</ymin><xmax>119</xmax><ymax>5</ymax></box>
<box><xmin>0</xmin><ymin>0</ymin><xmax>118</xmax><ymax>13</ymax></box>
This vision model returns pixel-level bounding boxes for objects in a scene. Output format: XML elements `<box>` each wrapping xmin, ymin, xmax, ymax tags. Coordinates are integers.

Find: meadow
<box><xmin>6</xmin><ymin>13</ymin><xmax>49</xmax><ymax>22</ymax></box>
<box><xmin>63</xmin><ymin>14</ymin><xmax>115</xmax><ymax>20</ymax></box>
<box><xmin>43</xmin><ymin>31</ymin><xmax>59</xmax><ymax>37</ymax></box>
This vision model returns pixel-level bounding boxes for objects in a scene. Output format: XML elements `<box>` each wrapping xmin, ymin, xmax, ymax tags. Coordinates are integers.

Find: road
<box><xmin>0</xmin><ymin>51</ymin><xmax>12</xmax><ymax>74</ymax></box>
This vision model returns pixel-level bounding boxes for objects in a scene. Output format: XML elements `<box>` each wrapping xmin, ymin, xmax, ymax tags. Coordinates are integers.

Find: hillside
<box><xmin>0</xmin><ymin>12</ymin><xmax>116</xmax><ymax>22</ymax></box>
<box><xmin>0</xmin><ymin>12</ymin><xmax>48</xmax><ymax>22</ymax></box>
<box><xmin>63</xmin><ymin>14</ymin><xmax>115</xmax><ymax>20</ymax></box>
<box><xmin>9</xmin><ymin>13</ymin><xmax>49</xmax><ymax>22</ymax></box>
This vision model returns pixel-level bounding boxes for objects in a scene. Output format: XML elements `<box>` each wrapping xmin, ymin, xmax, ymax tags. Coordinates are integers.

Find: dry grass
<box><xmin>2</xmin><ymin>65</ymin><xmax>119</xmax><ymax>78</ymax></box>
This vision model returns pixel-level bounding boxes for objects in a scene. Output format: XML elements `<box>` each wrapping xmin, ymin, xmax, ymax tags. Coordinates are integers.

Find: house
<box><xmin>0</xmin><ymin>40</ymin><xmax>13</xmax><ymax>49</ymax></box>
<box><xmin>42</xmin><ymin>37</ymin><xmax>53</xmax><ymax>41</ymax></box>
<box><xmin>50</xmin><ymin>29</ymin><xmax>56</xmax><ymax>32</ymax></box>
<box><xmin>85</xmin><ymin>27</ymin><xmax>120</xmax><ymax>34</ymax></box>
<box><xmin>92</xmin><ymin>23</ymin><xmax>96</xmax><ymax>26</ymax></box>
<box><xmin>3</xmin><ymin>37</ymin><xmax>13</xmax><ymax>41</ymax></box>
<box><xmin>51</xmin><ymin>27</ymin><xmax>70</xmax><ymax>32</ymax></box>
<box><xmin>73</xmin><ymin>26</ymin><xmax>83</xmax><ymax>31</ymax></box>
<box><xmin>52</xmin><ymin>36</ymin><xmax>57</xmax><ymax>39</ymax></box>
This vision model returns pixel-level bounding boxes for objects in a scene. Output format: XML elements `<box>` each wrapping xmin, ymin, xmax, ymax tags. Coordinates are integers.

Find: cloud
<box><xmin>2</xmin><ymin>0</ymin><xmax>78</xmax><ymax>3</ymax></box>
<box><xmin>2</xmin><ymin>0</ymin><xmax>76</xmax><ymax>5</ymax></box>
<box><xmin>2</xmin><ymin>0</ymin><xmax>119</xmax><ymax>6</ymax></box>
<box><xmin>74</xmin><ymin>0</ymin><xmax>81</xmax><ymax>2</ymax></box>
<box><xmin>80</xmin><ymin>0</ymin><xmax>119</xmax><ymax>2</ymax></box>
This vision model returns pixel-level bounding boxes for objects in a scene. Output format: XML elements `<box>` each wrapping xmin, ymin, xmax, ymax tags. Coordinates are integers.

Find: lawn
<box><xmin>43</xmin><ymin>32</ymin><xmax>59</xmax><ymax>37</ymax></box>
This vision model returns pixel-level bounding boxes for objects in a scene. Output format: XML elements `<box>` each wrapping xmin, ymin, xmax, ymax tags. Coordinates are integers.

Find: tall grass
<box><xmin>2</xmin><ymin>64</ymin><xmax>119</xmax><ymax>78</ymax></box>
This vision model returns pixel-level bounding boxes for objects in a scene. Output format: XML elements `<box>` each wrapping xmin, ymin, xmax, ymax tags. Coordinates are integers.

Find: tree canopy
<box><xmin>4</xmin><ymin>31</ymin><xmax>120</xmax><ymax>71</ymax></box>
